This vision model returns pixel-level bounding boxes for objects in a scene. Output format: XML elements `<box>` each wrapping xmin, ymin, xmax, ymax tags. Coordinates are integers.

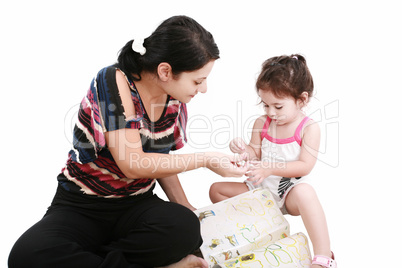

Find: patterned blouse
<box><xmin>57</xmin><ymin>65</ymin><xmax>187</xmax><ymax>198</ymax></box>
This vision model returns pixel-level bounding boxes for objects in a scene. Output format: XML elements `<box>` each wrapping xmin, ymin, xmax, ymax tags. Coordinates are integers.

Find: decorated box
<box><xmin>194</xmin><ymin>188</ymin><xmax>291</xmax><ymax>266</ymax></box>
<box><xmin>215</xmin><ymin>232</ymin><xmax>312</xmax><ymax>268</ymax></box>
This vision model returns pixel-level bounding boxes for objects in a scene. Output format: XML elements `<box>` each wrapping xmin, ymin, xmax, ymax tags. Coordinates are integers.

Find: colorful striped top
<box><xmin>57</xmin><ymin>65</ymin><xmax>187</xmax><ymax>198</ymax></box>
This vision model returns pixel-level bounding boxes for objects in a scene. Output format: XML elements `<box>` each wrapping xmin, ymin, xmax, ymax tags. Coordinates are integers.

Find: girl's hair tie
<box><xmin>132</xmin><ymin>38</ymin><xmax>146</xmax><ymax>55</ymax></box>
<box><xmin>292</xmin><ymin>55</ymin><xmax>298</xmax><ymax>60</ymax></box>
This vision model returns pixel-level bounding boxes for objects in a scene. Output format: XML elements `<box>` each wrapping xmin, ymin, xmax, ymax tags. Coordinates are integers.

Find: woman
<box><xmin>9</xmin><ymin>15</ymin><xmax>247</xmax><ymax>268</ymax></box>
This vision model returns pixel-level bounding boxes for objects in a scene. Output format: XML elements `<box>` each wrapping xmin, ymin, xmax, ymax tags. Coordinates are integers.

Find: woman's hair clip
<box><xmin>132</xmin><ymin>38</ymin><xmax>146</xmax><ymax>55</ymax></box>
<box><xmin>292</xmin><ymin>55</ymin><xmax>298</xmax><ymax>60</ymax></box>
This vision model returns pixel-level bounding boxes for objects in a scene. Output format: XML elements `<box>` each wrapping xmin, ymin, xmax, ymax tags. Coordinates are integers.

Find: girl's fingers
<box><xmin>231</xmin><ymin>164</ymin><xmax>248</xmax><ymax>177</ymax></box>
<box><xmin>247</xmin><ymin>164</ymin><xmax>258</xmax><ymax>172</ymax></box>
<box><xmin>253</xmin><ymin>178</ymin><xmax>262</xmax><ymax>185</ymax></box>
<box><xmin>236</xmin><ymin>140</ymin><xmax>245</xmax><ymax>151</ymax></box>
<box><xmin>245</xmin><ymin>170</ymin><xmax>254</xmax><ymax>178</ymax></box>
<box><xmin>240</xmin><ymin>152</ymin><xmax>249</xmax><ymax>161</ymax></box>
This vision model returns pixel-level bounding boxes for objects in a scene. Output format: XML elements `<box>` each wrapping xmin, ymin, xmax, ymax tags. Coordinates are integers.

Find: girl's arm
<box><xmin>247</xmin><ymin>115</ymin><xmax>265</xmax><ymax>160</ymax></box>
<box><xmin>230</xmin><ymin>115</ymin><xmax>265</xmax><ymax>161</ymax></box>
<box><xmin>247</xmin><ymin>120</ymin><xmax>320</xmax><ymax>182</ymax></box>
<box><xmin>157</xmin><ymin>175</ymin><xmax>196</xmax><ymax>211</ymax></box>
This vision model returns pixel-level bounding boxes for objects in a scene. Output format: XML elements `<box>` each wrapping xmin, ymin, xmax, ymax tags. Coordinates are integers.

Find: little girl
<box><xmin>209</xmin><ymin>54</ymin><xmax>337</xmax><ymax>268</ymax></box>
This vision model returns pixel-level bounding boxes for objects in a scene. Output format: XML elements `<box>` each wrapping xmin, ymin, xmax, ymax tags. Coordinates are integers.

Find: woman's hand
<box><xmin>204</xmin><ymin>152</ymin><xmax>248</xmax><ymax>177</ymax></box>
<box><xmin>245</xmin><ymin>161</ymin><xmax>272</xmax><ymax>185</ymax></box>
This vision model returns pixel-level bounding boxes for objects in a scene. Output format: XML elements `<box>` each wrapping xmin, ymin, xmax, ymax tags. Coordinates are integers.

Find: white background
<box><xmin>1</xmin><ymin>0</ymin><xmax>401</xmax><ymax>267</ymax></box>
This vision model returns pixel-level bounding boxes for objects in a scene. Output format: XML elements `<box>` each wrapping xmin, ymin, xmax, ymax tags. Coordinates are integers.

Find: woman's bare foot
<box><xmin>159</xmin><ymin>254</ymin><xmax>208</xmax><ymax>268</ymax></box>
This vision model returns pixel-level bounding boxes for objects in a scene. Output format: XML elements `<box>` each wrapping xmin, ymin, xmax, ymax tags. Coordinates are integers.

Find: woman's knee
<box><xmin>9</xmin><ymin>228</ymin><xmax>60</xmax><ymax>268</ymax></box>
<box><xmin>9</xmin><ymin>219</ymin><xmax>54</xmax><ymax>267</ymax></box>
<box><xmin>170</xmin><ymin>204</ymin><xmax>201</xmax><ymax>242</ymax></box>
<box><xmin>9</xmin><ymin>210</ymin><xmax>103</xmax><ymax>268</ymax></box>
<box><xmin>8</xmin><ymin>233</ymin><xmax>32</xmax><ymax>267</ymax></box>
<box><xmin>151</xmin><ymin>202</ymin><xmax>202</xmax><ymax>248</ymax></box>
<box><xmin>9</xmin><ymin>228</ymin><xmax>101</xmax><ymax>268</ymax></box>
<box><xmin>151</xmin><ymin>203</ymin><xmax>202</xmax><ymax>264</ymax></box>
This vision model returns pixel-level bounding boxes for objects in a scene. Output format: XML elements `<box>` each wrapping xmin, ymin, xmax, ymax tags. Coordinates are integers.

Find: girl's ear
<box><xmin>298</xmin><ymin>91</ymin><xmax>309</xmax><ymax>107</ymax></box>
<box><xmin>157</xmin><ymin>62</ymin><xmax>173</xmax><ymax>82</ymax></box>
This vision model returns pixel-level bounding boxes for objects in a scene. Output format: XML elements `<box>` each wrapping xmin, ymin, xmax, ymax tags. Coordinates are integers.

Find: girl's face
<box><xmin>258</xmin><ymin>89</ymin><xmax>305</xmax><ymax>126</ymax></box>
<box><xmin>163</xmin><ymin>60</ymin><xmax>215</xmax><ymax>103</ymax></box>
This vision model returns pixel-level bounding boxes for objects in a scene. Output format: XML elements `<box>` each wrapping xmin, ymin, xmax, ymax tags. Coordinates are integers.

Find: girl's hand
<box><xmin>229</xmin><ymin>138</ymin><xmax>247</xmax><ymax>154</ymax></box>
<box><xmin>246</xmin><ymin>161</ymin><xmax>271</xmax><ymax>185</ymax></box>
<box><xmin>205</xmin><ymin>152</ymin><xmax>248</xmax><ymax>177</ymax></box>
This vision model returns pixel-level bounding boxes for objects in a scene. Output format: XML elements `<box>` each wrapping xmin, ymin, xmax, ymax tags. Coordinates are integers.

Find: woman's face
<box><xmin>163</xmin><ymin>60</ymin><xmax>215</xmax><ymax>103</ymax></box>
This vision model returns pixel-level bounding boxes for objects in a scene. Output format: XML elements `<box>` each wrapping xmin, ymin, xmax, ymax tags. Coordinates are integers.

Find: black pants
<box><xmin>8</xmin><ymin>186</ymin><xmax>202</xmax><ymax>268</ymax></box>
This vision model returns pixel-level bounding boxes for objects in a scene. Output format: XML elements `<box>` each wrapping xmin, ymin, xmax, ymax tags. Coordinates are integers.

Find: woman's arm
<box><xmin>108</xmin><ymin>70</ymin><xmax>247</xmax><ymax>179</ymax></box>
<box><xmin>105</xmin><ymin>128</ymin><xmax>246</xmax><ymax>179</ymax></box>
<box><xmin>247</xmin><ymin>120</ymin><xmax>321</xmax><ymax>182</ymax></box>
<box><xmin>157</xmin><ymin>175</ymin><xmax>196</xmax><ymax>211</ymax></box>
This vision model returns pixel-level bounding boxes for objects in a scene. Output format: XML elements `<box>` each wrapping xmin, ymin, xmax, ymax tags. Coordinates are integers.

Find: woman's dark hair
<box><xmin>256</xmin><ymin>54</ymin><xmax>314</xmax><ymax>102</ymax></box>
<box><xmin>116</xmin><ymin>15</ymin><xmax>220</xmax><ymax>82</ymax></box>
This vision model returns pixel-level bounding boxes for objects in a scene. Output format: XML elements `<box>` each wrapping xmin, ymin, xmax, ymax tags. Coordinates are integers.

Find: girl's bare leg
<box><xmin>285</xmin><ymin>183</ymin><xmax>332</xmax><ymax>268</ymax></box>
<box><xmin>209</xmin><ymin>182</ymin><xmax>249</xmax><ymax>203</ymax></box>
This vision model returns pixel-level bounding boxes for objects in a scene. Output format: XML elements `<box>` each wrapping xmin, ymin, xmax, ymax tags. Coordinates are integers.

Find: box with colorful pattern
<box><xmin>215</xmin><ymin>232</ymin><xmax>312</xmax><ymax>267</ymax></box>
<box><xmin>194</xmin><ymin>188</ymin><xmax>292</xmax><ymax>266</ymax></box>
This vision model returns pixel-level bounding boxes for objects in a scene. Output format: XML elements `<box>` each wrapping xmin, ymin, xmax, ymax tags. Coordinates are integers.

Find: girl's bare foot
<box><xmin>159</xmin><ymin>254</ymin><xmax>208</xmax><ymax>268</ymax></box>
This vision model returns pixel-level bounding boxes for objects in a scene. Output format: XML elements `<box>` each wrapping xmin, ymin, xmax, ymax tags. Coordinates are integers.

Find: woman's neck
<box><xmin>134</xmin><ymin>72</ymin><xmax>167</xmax><ymax>104</ymax></box>
<box><xmin>134</xmin><ymin>72</ymin><xmax>168</xmax><ymax>122</ymax></box>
